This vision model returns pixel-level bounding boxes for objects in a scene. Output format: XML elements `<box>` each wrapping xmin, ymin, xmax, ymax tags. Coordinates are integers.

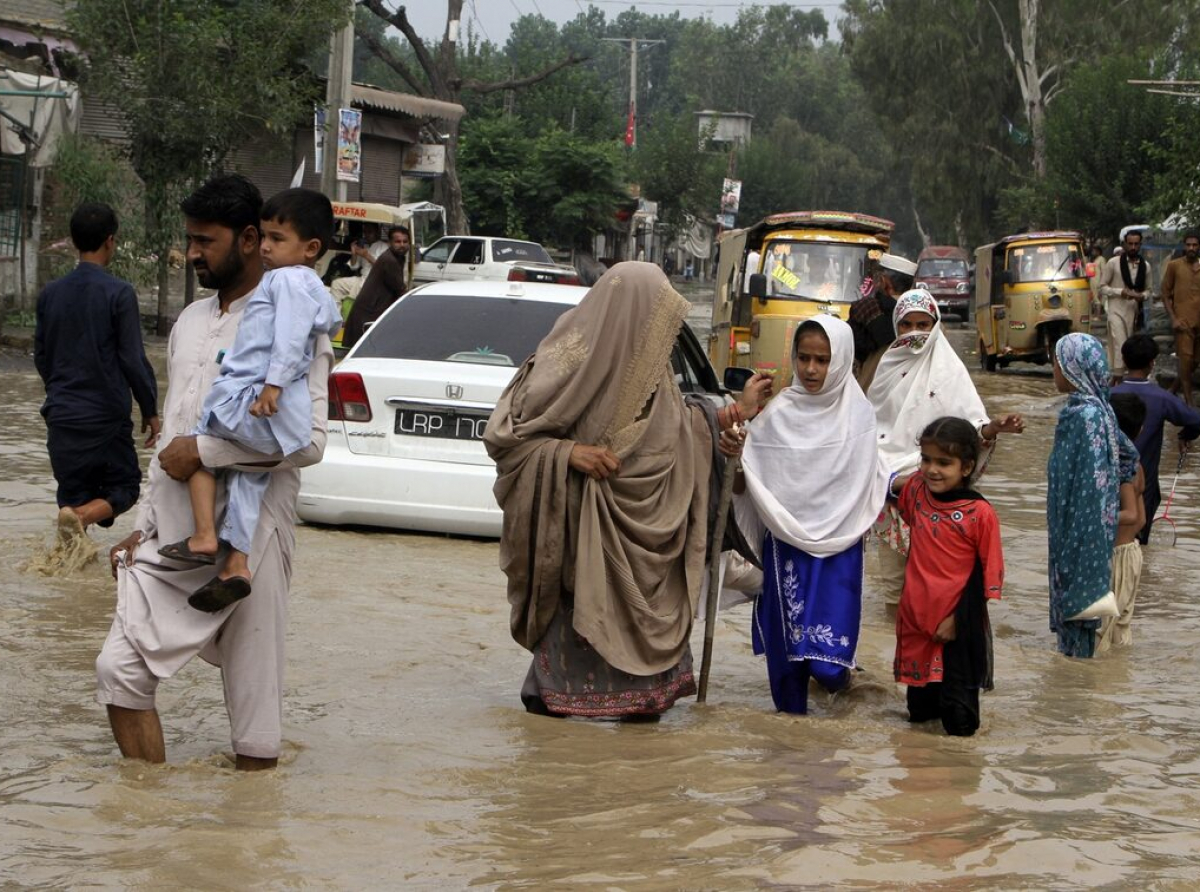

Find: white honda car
<box><xmin>297</xmin><ymin>280</ymin><xmax>727</xmax><ymax>537</ymax></box>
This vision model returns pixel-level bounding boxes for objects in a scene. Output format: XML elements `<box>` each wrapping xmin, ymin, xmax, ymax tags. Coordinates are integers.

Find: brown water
<box><xmin>4</xmin><ymin>327</ymin><xmax>1200</xmax><ymax>889</ymax></box>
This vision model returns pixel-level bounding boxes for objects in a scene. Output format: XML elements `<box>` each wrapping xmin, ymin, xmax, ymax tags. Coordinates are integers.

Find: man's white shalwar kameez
<box><xmin>95</xmin><ymin>291</ymin><xmax>332</xmax><ymax>758</ymax></box>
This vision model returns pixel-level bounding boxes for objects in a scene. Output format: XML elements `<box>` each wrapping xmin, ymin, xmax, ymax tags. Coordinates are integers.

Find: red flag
<box><xmin>624</xmin><ymin>103</ymin><xmax>636</xmax><ymax>147</ymax></box>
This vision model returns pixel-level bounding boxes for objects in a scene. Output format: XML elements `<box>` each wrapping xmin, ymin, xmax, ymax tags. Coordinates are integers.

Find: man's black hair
<box><xmin>390</xmin><ymin>224</ymin><xmax>410</xmax><ymax>239</ymax></box>
<box><xmin>179</xmin><ymin>173</ymin><xmax>263</xmax><ymax>234</ymax></box>
<box><xmin>1110</xmin><ymin>392</ymin><xmax>1147</xmax><ymax>441</ymax></box>
<box><xmin>1184</xmin><ymin>231</ymin><xmax>1200</xmax><ymax>243</ymax></box>
<box><xmin>1121</xmin><ymin>333</ymin><xmax>1159</xmax><ymax>371</ymax></box>
<box><xmin>260</xmin><ymin>188</ymin><xmax>334</xmax><ymax>257</ymax></box>
<box><xmin>70</xmin><ymin>202</ymin><xmax>118</xmax><ymax>253</ymax></box>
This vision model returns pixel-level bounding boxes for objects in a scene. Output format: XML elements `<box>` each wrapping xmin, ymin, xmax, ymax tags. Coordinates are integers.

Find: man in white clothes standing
<box><xmin>1099</xmin><ymin>230</ymin><xmax>1151</xmax><ymax>384</ymax></box>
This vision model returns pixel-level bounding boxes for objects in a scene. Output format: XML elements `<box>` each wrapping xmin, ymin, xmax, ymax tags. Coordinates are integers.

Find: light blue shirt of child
<box><xmin>199</xmin><ymin>265</ymin><xmax>341</xmax><ymax>457</ymax></box>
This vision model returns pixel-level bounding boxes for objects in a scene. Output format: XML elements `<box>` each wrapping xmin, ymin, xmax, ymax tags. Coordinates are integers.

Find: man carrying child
<box><xmin>97</xmin><ymin>175</ymin><xmax>334</xmax><ymax>770</ymax></box>
<box><xmin>156</xmin><ymin>188</ymin><xmax>340</xmax><ymax>611</ymax></box>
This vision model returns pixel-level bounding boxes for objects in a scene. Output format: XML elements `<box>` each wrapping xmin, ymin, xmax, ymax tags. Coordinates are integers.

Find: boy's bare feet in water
<box><xmin>56</xmin><ymin>507</ymin><xmax>85</xmax><ymax>543</ymax></box>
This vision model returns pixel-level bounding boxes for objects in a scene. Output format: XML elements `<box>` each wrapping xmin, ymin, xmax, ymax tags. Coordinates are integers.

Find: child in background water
<box><xmin>1097</xmin><ymin>393</ymin><xmax>1147</xmax><ymax>653</ymax></box>
<box><xmin>891</xmin><ymin>417</ymin><xmax>1003</xmax><ymax>737</ymax></box>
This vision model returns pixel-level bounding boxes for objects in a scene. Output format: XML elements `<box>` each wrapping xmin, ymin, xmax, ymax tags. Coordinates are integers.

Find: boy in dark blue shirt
<box><xmin>34</xmin><ymin>202</ymin><xmax>159</xmax><ymax>538</ymax></box>
<box><xmin>1111</xmin><ymin>334</ymin><xmax>1200</xmax><ymax>543</ymax></box>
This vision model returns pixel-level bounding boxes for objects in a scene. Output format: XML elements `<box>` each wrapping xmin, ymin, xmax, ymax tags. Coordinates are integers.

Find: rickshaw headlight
<box><xmin>1047</xmin><ymin>293</ymin><xmax>1062</xmax><ymax>308</ymax></box>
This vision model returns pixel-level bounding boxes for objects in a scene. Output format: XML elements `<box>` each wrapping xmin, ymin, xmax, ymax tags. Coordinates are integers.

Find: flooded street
<box><xmin>4</xmin><ymin>319</ymin><xmax>1200</xmax><ymax>889</ymax></box>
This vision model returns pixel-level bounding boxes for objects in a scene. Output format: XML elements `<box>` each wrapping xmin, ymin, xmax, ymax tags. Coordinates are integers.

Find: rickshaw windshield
<box><xmin>762</xmin><ymin>241</ymin><xmax>871</xmax><ymax>303</ymax></box>
<box><xmin>1007</xmin><ymin>243</ymin><xmax>1085</xmax><ymax>284</ymax></box>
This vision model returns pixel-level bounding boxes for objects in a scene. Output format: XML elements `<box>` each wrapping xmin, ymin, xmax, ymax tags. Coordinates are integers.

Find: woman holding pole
<box><xmin>485</xmin><ymin>262</ymin><xmax>768</xmax><ymax>719</ymax></box>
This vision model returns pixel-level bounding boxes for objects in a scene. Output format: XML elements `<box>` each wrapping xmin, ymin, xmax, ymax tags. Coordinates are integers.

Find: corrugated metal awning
<box><xmin>351</xmin><ymin>84</ymin><xmax>464</xmax><ymax>122</ymax></box>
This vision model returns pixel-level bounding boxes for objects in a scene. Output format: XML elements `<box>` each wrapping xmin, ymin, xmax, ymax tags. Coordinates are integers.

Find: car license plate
<box><xmin>393</xmin><ymin>405</ymin><xmax>490</xmax><ymax>441</ymax></box>
<box><xmin>525</xmin><ymin>270</ymin><xmax>557</xmax><ymax>283</ymax></box>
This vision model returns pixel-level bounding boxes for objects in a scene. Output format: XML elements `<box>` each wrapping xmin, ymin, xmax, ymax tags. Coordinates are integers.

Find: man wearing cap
<box><xmin>1098</xmin><ymin>231</ymin><xmax>1151</xmax><ymax>384</ymax></box>
<box><xmin>849</xmin><ymin>252</ymin><xmax>916</xmax><ymax>390</ymax></box>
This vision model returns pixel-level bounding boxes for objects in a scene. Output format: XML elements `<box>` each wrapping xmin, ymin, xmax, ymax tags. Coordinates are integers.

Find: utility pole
<box><xmin>601</xmin><ymin>37</ymin><xmax>664</xmax><ymax>149</ymax></box>
<box><xmin>321</xmin><ymin>0</ymin><xmax>355</xmax><ymax>200</ymax></box>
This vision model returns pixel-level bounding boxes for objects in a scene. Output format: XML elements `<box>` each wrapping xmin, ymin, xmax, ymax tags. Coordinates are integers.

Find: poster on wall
<box><xmin>336</xmin><ymin>107</ymin><xmax>362</xmax><ymax>183</ymax></box>
<box><xmin>720</xmin><ymin>178</ymin><xmax>742</xmax><ymax>213</ymax></box>
<box><xmin>717</xmin><ymin>212</ymin><xmax>736</xmax><ymax>229</ymax></box>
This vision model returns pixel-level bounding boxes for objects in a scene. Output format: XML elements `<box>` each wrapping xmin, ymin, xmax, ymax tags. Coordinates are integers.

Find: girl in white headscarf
<box><xmin>867</xmin><ymin>289</ymin><xmax>1024</xmax><ymax>603</ymax></box>
<box><xmin>728</xmin><ymin>316</ymin><xmax>891</xmax><ymax>714</ymax></box>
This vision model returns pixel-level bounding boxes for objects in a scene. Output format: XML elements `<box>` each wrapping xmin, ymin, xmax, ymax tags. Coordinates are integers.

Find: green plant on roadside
<box><xmin>45</xmin><ymin>133</ymin><xmax>155</xmax><ymax>287</ymax></box>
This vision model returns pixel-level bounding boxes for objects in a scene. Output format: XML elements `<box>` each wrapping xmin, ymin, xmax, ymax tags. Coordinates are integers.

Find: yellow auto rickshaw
<box><xmin>974</xmin><ymin>231</ymin><xmax>1091</xmax><ymax>370</ymax></box>
<box><xmin>709</xmin><ymin>210</ymin><xmax>894</xmax><ymax>388</ymax></box>
<box><xmin>322</xmin><ymin>202</ymin><xmax>423</xmax><ymax>348</ymax></box>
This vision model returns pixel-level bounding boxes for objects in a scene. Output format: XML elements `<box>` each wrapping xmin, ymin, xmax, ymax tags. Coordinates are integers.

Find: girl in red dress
<box><xmin>890</xmin><ymin>416</ymin><xmax>1004</xmax><ymax>736</ymax></box>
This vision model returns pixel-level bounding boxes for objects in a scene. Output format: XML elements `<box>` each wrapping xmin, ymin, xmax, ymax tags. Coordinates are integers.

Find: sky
<box><xmin>403</xmin><ymin>1</ymin><xmax>841</xmax><ymax>44</ymax></box>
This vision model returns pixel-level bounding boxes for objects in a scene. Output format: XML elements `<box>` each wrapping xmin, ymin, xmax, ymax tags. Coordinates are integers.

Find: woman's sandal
<box><xmin>189</xmin><ymin>576</ymin><xmax>252</xmax><ymax>612</ymax></box>
<box><xmin>158</xmin><ymin>539</ymin><xmax>218</xmax><ymax>566</ymax></box>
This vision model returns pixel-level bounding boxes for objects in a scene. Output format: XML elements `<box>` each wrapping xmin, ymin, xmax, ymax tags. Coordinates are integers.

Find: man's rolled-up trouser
<box><xmin>1106</xmin><ymin>297</ymin><xmax>1138</xmax><ymax>376</ymax></box>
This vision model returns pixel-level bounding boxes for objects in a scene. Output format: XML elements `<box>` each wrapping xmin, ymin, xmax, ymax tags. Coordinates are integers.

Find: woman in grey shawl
<box><xmin>485</xmin><ymin>261</ymin><xmax>763</xmax><ymax>718</ymax></box>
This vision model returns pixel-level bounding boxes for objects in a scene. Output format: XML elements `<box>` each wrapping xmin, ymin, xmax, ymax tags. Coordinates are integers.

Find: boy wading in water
<box><xmin>157</xmin><ymin>188</ymin><xmax>341</xmax><ymax>611</ymax></box>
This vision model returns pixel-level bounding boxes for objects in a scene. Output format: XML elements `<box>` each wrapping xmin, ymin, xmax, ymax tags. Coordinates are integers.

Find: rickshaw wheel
<box><xmin>979</xmin><ymin>340</ymin><xmax>998</xmax><ymax>372</ymax></box>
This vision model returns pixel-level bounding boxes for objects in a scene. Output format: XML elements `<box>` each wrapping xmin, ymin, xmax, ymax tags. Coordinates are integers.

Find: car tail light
<box><xmin>508</xmin><ymin>268</ymin><xmax>528</xmax><ymax>282</ymax></box>
<box><xmin>328</xmin><ymin>371</ymin><xmax>372</xmax><ymax>422</ymax></box>
<box><xmin>559</xmin><ymin>273</ymin><xmax>583</xmax><ymax>286</ymax></box>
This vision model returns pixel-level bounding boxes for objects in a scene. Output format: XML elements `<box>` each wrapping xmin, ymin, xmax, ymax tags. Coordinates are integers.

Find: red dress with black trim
<box><xmin>894</xmin><ymin>475</ymin><xmax>1004</xmax><ymax>686</ymax></box>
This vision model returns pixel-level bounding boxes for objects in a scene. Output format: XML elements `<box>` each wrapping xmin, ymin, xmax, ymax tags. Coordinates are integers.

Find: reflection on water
<box><xmin>4</xmin><ymin>329</ymin><xmax>1200</xmax><ymax>887</ymax></box>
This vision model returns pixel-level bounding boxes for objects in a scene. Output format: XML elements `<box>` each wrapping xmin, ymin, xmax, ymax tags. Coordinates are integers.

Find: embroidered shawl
<box><xmin>484</xmin><ymin>262</ymin><xmax>712</xmax><ymax>675</ymax></box>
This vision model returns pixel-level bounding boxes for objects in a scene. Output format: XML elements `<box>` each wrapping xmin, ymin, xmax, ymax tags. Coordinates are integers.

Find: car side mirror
<box><xmin>748</xmin><ymin>272</ymin><xmax>768</xmax><ymax>300</ymax></box>
<box><xmin>723</xmin><ymin>366</ymin><xmax>754</xmax><ymax>391</ymax></box>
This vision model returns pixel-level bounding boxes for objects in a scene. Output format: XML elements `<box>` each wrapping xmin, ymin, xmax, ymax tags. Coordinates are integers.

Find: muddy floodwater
<box><xmin>4</xmin><ymin>321</ymin><xmax>1200</xmax><ymax>889</ymax></box>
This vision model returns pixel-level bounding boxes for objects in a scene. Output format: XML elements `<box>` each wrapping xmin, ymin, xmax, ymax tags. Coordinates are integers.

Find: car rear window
<box><xmin>354</xmin><ymin>293</ymin><xmax>571</xmax><ymax>367</ymax></box>
<box><xmin>491</xmin><ymin>240</ymin><xmax>553</xmax><ymax>264</ymax></box>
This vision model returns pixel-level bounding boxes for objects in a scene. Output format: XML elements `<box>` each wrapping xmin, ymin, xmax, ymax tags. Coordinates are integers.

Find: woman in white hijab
<box><xmin>729</xmin><ymin>315</ymin><xmax>891</xmax><ymax>714</ymax></box>
<box><xmin>867</xmin><ymin>290</ymin><xmax>1024</xmax><ymax>604</ymax></box>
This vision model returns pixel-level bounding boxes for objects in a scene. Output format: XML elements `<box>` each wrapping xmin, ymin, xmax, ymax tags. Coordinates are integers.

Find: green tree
<box><xmin>457</xmin><ymin>116</ymin><xmax>532</xmax><ymax>237</ymax></box>
<box><xmin>359</xmin><ymin>0</ymin><xmax>587</xmax><ymax>234</ymax></box>
<box><xmin>1000</xmin><ymin>55</ymin><xmax>1174</xmax><ymax>241</ymax></box>
<box><xmin>457</xmin><ymin>115</ymin><xmax>627</xmax><ymax>249</ymax></box>
<box><xmin>633</xmin><ymin>112</ymin><xmax>722</xmax><ymax>241</ymax></box>
<box><xmin>1144</xmin><ymin>34</ymin><xmax>1200</xmax><ymax>228</ymax></box>
<box><xmin>46</xmin><ymin>133</ymin><xmax>153</xmax><ymax>287</ymax></box>
<box><xmin>842</xmin><ymin>0</ymin><xmax>1194</xmax><ymax>246</ymax></box>
<box><xmin>69</xmin><ymin>0</ymin><xmax>350</xmax><ymax>332</ymax></box>
<box><xmin>527</xmin><ymin>130</ymin><xmax>628</xmax><ymax>249</ymax></box>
